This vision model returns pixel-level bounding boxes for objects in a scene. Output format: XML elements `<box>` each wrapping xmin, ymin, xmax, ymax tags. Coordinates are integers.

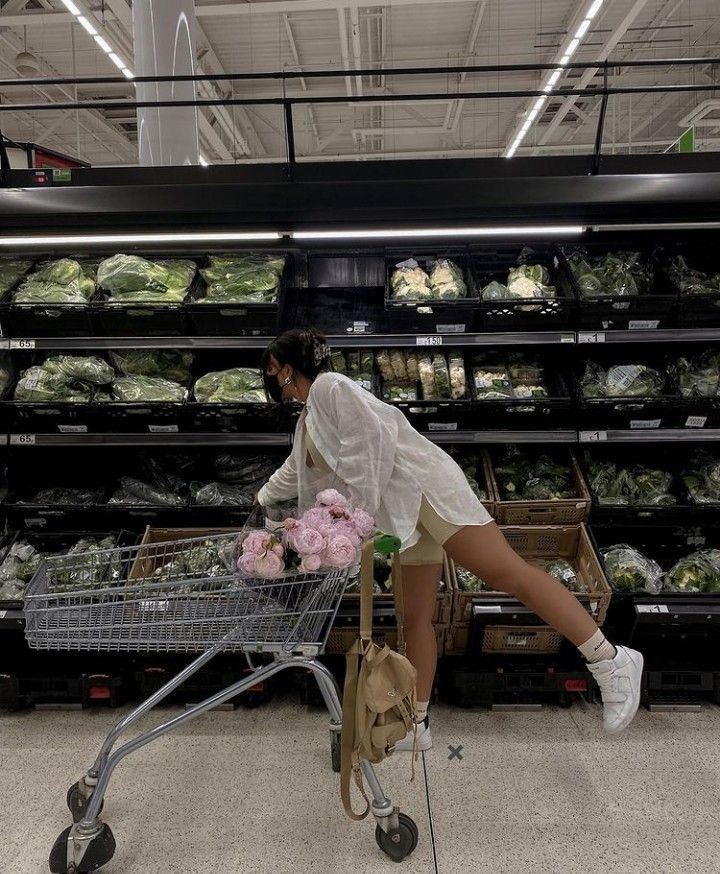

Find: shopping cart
<box><xmin>24</xmin><ymin>531</ymin><xmax>419</xmax><ymax>873</ymax></box>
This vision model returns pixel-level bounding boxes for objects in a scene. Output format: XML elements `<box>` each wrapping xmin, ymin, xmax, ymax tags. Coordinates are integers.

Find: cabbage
<box><xmin>34</xmin><ymin>258</ymin><xmax>82</xmax><ymax>285</ymax></box>
<box><xmin>200</xmin><ymin>253</ymin><xmax>285</xmax><ymax>303</ymax></box>
<box><xmin>14</xmin><ymin>355</ymin><xmax>113</xmax><ymax>402</ymax></box>
<box><xmin>108</xmin><ymin>375</ymin><xmax>187</xmax><ymax>403</ymax></box>
<box><xmin>98</xmin><ymin>254</ymin><xmax>195</xmax><ymax>302</ymax></box>
<box><xmin>602</xmin><ymin>545</ymin><xmax>662</xmax><ymax>593</ymax></box>
<box><xmin>110</xmin><ymin>349</ymin><xmax>193</xmax><ymax>384</ymax></box>
<box><xmin>193</xmin><ymin>367</ymin><xmax>266</xmax><ymax>403</ymax></box>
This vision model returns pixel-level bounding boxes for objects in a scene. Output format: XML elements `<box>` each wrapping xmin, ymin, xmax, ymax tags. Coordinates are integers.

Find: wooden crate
<box><xmin>487</xmin><ymin>450</ymin><xmax>591</xmax><ymax>525</ymax></box>
<box><xmin>448</xmin><ymin>524</ymin><xmax>611</xmax><ymax>655</ymax></box>
<box><xmin>129</xmin><ymin>526</ymin><xmax>240</xmax><ymax>580</ymax></box>
<box><xmin>445</xmin><ymin>623</ymin><xmax>563</xmax><ymax>656</ymax></box>
<box><xmin>326</xmin><ymin>623</ymin><xmax>447</xmax><ymax>656</ymax></box>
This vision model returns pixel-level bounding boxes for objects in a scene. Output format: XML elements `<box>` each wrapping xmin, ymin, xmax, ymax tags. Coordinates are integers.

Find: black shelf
<box><xmin>0</xmin><ymin>609</ymin><xmax>24</xmax><ymax>630</ymax></box>
<box><xmin>579</xmin><ymin>428</ymin><xmax>720</xmax><ymax>443</ymax></box>
<box><xmin>6</xmin><ymin>432</ymin><xmax>290</xmax><ymax>447</ymax></box>
<box><xmin>578</xmin><ymin>328</ymin><xmax>720</xmax><ymax>344</ymax></box>
<box><xmin>427</xmin><ymin>430</ymin><xmax>577</xmax><ymax>444</ymax></box>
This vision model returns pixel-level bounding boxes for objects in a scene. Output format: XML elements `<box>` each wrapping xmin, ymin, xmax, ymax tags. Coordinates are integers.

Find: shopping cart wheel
<box><xmin>375</xmin><ymin>813</ymin><xmax>418</xmax><ymax>862</ymax></box>
<box><xmin>49</xmin><ymin>822</ymin><xmax>116</xmax><ymax>873</ymax></box>
<box><xmin>331</xmin><ymin>732</ymin><xmax>341</xmax><ymax>773</ymax></box>
<box><xmin>67</xmin><ymin>782</ymin><xmax>104</xmax><ymax>823</ymax></box>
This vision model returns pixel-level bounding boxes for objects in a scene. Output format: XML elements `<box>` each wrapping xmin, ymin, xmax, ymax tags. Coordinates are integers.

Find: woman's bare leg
<box><xmin>444</xmin><ymin>523</ymin><xmax>597</xmax><ymax>646</ymax></box>
<box><xmin>401</xmin><ymin>562</ymin><xmax>443</xmax><ymax>702</ymax></box>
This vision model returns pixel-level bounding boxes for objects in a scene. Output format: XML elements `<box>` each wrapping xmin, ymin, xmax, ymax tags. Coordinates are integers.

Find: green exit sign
<box><xmin>52</xmin><ymin>168</ymin><xmax>72</xmax><ymax>183</ymax></box>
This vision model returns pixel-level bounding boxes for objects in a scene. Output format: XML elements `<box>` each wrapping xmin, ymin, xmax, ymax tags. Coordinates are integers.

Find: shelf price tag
<box><xmin>58</xmin><ymin>424</ymin><xmax>88</xmax><ymax>434</ymax></box>
<box><xmin>148</xmin><ymin>424</ymin><xmax>180</xmax><ymax>433</ymax></box>
<box><xmin>629</xmin><ymin>320</ymin><xmax>659</xmax><ymax>330</ymax></box>
<box><xmin>428</xmin><ymin>423</ymin><xmax>458</xmax><ymax>431</ymax></box>
<box><xmin>578</xmin><ymin>332</ymin><xmax>605</xmax><ymax>344</ymax></box>
<box><xmin>436</xmin><ymin>324</ymin><xmax>465</xmax><ymax>333</ymax></box>
<box><xmin>416</xmin><ymin>336</ymin><xmax>442</xmax><ymax>347</ymax></box>
<box><xmin>685</xmin><ymin>416</ymin><xmax>707</xmax><ymax>429</ymax></box>
<box><xmin>630</xmin><ymin>419</ymin><xmax>661</xmax><ymax>430</ymax></box>
<box><xmin>579</xmin><ymin>430</ymin><xmax>607</xmax><ymax>442</ymax></box>
<box><xmin>10</xmin><ymin>339</ymin><xmax>35</xmax><ymax>349</ymax></box>
<box><xmin>10</xmin><ymin>434</ymin><xmax>36</xmax><ymax>445</ymax></box>
<box><xmin>636</xmin><ymin>604</ymin><xmax>669</xmax><ymax>614</ymax></box>
<box><xmin>351</xmin><ymin>321</ymin><xmax>369</xmax><ymax>334</ymax></box>
<box><xmin>560</xmin><ymin>333</ymin><xmax>575</xmax><ymax>344</ymax></box>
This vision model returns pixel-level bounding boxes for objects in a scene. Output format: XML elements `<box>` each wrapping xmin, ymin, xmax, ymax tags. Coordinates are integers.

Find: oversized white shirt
<box><xmin>257</xmin><ymin>372</ymin><xmax>491</xmax><ymax>549</ymax></box>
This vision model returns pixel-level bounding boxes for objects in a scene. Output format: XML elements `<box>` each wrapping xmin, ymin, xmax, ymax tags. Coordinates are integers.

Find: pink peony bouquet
<box><xmin>237</xmin><ymin>490</ymin><xmax>375</xmax><ymax>579</ymax></box>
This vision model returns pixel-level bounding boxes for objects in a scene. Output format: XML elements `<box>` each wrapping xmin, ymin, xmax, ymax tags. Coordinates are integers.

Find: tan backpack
<box><xmin>340</xmin><ymin>540</ymin><xmax>418</xmax><ymax>821</ymax></box>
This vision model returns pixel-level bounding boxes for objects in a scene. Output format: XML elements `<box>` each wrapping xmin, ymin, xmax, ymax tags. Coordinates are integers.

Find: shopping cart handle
<box><xmin>373</xmin><ymin>533</ymin><xmax>401</xmax><ymax>555</ymax></box>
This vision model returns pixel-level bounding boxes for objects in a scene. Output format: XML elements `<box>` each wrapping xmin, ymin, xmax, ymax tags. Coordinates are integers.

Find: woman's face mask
<box><xmin>264</xmin><ymin>359</ymin><xmax>295</xmax><ymax>404</ymax></box>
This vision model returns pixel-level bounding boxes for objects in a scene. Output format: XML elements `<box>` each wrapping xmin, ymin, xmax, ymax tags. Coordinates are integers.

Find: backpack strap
<box><xmin>391</xmin><ymin>551</ymin><xmax>407</xmax><ymax>656</ymax></box>
<box><xmin>340</xmin><ymin>637</ymin><xmax>370</xmax><ymax>821</ymax></box>
<box><xmin>359</xmin><ymin>539</ymin><xmax>375</xmax><ymax>643</ymax></box>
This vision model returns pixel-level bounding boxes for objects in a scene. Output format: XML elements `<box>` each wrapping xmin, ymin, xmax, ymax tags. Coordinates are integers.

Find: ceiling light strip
<box><xmin>59</xmin><ymin>1</ymin><xmax>135</xmax><ymax>78</ymax></box>
<box><xmin>0</xmin><ymin>232</ymin><xmax>282</xmax><ymax>246</ymax></box>
<box><xmin>292</xmin><ymin>226</ymin><xmax>585</xmax><ymax>240</ymax></box>
<box><xmin>505</xmin><ymin>0</ymin><xmax>604</xmax><ymax>158</ymax></box>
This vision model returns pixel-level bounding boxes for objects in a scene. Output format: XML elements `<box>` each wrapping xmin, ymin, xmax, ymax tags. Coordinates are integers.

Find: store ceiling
<box><xmin>0</xmin><ymin>0</ymin><xmax>718</xmax><ymax>166</ymax></box>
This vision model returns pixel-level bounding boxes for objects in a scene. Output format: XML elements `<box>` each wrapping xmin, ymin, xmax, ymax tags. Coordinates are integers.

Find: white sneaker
<box><xmin>393</xmin><ymin>717</ymin><xmax>433</xmax><ymax>752</ymax></box>
<box><xmin>587</xmin><ymin>645</ymin><xmax>644</xmax><ymax>735</ymax></box>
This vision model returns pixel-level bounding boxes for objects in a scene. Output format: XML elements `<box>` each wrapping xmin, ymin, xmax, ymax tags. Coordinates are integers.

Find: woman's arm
<box><xmin>257</xmin><ymin>451</ymin><xmax>298</xmax><ymax>506</ymax></box>
<box><xmin>327</xmin><ymin>379</ymin><xmax>397</xmax><ymax>515</ymax></box>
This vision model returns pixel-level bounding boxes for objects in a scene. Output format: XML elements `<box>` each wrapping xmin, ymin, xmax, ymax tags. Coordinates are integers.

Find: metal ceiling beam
<box><xmin>444</xmin><ymin>0</ymin><xmax>488</xmax><ymax>137</ymax></box>
<box><xmin>282</xmin><ymin>12</ymin><xmax>320</xmax><ymax>151</ymax></box>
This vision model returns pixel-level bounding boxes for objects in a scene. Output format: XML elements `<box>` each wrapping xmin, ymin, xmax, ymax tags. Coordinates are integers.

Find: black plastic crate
<box><xmin>470</xmin><ymin>366</ymin><xmax>572</xmax><ymax>429</ymax></box>
<box><xmin>471</xmin><ymin>245</ymin><xmax>575</xmax><ymax>331</ymax></box>
<box><xmin>556</xmin><ymin>245</ymin><xmax>677</xmax><ymax>330</ymax></box>
<box><xmin>657</xmin><ymin>247</ymin><xmax>720</xmax><ymax>328</ymax></box>
<box><xmin>3</xmin><ymin>401</ymin><xmax>98</xmax><ymax>434</ymax></box>
<box><xmin>187</xmin><ymin>250</ymin><xmax>297</xmax><ymax>337</ymax></box>
<box><xmin>280</xmin><ymin>285</ymin><xmax>384</xmax><ymax>336</ymax></box>
<box><xmin>92</xmin><ymin>400</ymin><xmax>187</xmax><ymax>433</ymax></box>
<box><xmin>384</xmin><ymin>250</ymin><xmax>480</xmax><ymax>334</ymax></box>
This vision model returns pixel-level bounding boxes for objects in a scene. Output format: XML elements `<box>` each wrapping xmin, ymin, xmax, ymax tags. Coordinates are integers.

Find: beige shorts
<box><xmin>400</xmin><ymin>497</ymin><xmax>467</xmax><ymax>566</ymax></box>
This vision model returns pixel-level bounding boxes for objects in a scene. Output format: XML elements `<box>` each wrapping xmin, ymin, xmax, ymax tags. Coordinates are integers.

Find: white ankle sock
<box><xmin>578</xmin><ymin>629</ymin><xmax>617</xmax><ymax>664</ymax></box>
<box><xmin>415</xmin><ymin>701</ymin><xmax>429</xmax><ymax>723</ymax></box>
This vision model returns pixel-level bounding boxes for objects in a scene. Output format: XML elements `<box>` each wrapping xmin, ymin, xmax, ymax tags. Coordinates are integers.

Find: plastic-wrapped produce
<box><xmin>14</xmin><ymin>258</ymin><xmax>95</xmax><ymax>303</ymax></box>
<box><xmin>50</xmin><ymin>536</ymin><xmax>121</xmax><ymax>592</ymax></box>
<box><xmin>544</xmin><ymin>558</ymin><xmax>587</xmax><ymax>593</ymax></box>
<box><xmin>683</xmin><ymin>452</ymin><xmax>720</xmax><ymax>504</ymax></box>
<box><xmin>390</xmin><ymin>262</ymin><xmax>431</xmax><ymax>300</ymax></box>
<box><xmin>670</xmin><ymin>351</ymin><xmax>720</xmax><ymax>398</ymax></box>
<box><xmin>601</xmin><ymin>544</ymin><xmax>663</xmax><ymax>593</ymax></box>
<box><xmin>110</xmin><ymin>349</ymin><xmax>193</xmax><ymax>384</ymax></box>
<box><xmin>507</xmin><ymin>263</ymin><xmax>555</xmax><ymax>299</ymax></box>
<box><xmin>565</xmin><ymin>248</ymin><xmax>651</xmax><ymax>297</ymax></box>
<box><xmin>213</xmin><ymin>453</ymin><xmax>278</xmax><ymax>487</ymax></box>
<box><xmin>428</xmin><ymin>259</ymin><xmax>467</xmax><ymax>299</ymax></box>
<box><xmin>191</xmin><ymin>481</ymin><xmax>254</xmax><ymax>506</ymax></box>
<box><xmin>481</xmin><ymin>281</ymin><xmax>509</xmax><ymax>300</ymax></box>
<box><xmin>473</xmin><ymin>363</ymin><xmax>513</xmax><ymax>400</ymax></box>
<box><xmin>375</xmin><ymin>350</ymin><xmax>393</xmax><ymax>382</ymax></box>
<box><xmin>0</xmin><ymin>541</ymin><xmax>43</xmax><ymax>601</ymax></box>
<box><xmin>109</xmin><ymin>476</ymin><xmax>186</xmax><ymax>506</ymax></box>
<box><xmin>451</xmin><ymin>452</ymin><xmax>487</xmax><ymax>501</ymax></box>
<box><xmin>330</xmin><ymin>350</ymin><xmax>346</xmax><ymax>373</ymax></box>
<box><xmin>193</xmin><ymin>368</ymin><xmax>265</xmax><ymax>403</ymax></box>
<box><xmin>200</xmin><ymin>253</ymin><xmax>284</xmax><ymax>303</ymax></box>
<box><xmin>108</xmin><ymin>375</ymin><xmax>187</xmax><ymax>403</ymax></box>
<box><xmin>0</xmin><ymin>354</ymin><xmax>14</xmax><ymax>399</ymax></box>
<box><xmin>432</xmin><ymin>354</ymin><xmax>451</xmax><ymax>399</ymax></box>
<box><xmin>389</xmin><ymin>349</ymin><xmax>408</xmax><ymax>381</ymax></box>
<box><xmin>98</xmin><ymin>254</ymin><xmax>195</xmax><ymax>303</ymax></box>
<box><xmin>665</xmin><ymin>255</ymin><xmax>720</xmax><ymax>296</ymax></box>
<box><xmin>455</xmin><ymin>566</ymin><xmax>484</xmax><ymax>592</ymax></box>
<box><xmin>664</xmin><ymin>549</ymin><xmax>720</xmax><ymax>593</ymax></box>
<box><xmin>405</xmin><ymin>352</ymin><xmax>420</xmax><ymax>382</ymax></box>
<box><xmin>383</xmin><ymin>382</ymin><xmax>417</xmax><ymax>402</ymax></box>
<box><xmin>34</xmin><ymin>258</ymin><xmax>83</xmax><ymax>285</ymax></box>
<box><xmin>418</xmin><ymin>355</ymin><xmax>437</xmax><ymax>400</ymax></box>
<box><xmin>15</xmin><ymin>355</ymin><xmax>113</xmax><ymax>402</ymax></box>
<box><xmin>19</xmin><ymin>486</ymin><xmax>101</xmax><ymax>506</ymax></box>
<box><xmin>448</xmin><ymin>351</ymin><xmax>466</xmax><ymax>400</ymax></box>
<box><xmin>0</xmin><ymin>259</ymin><xmax>32</xmax><ymax>294</ymax></box>
<box><xmin>581</xmin><ymin>361</ymin><xmax>665</xmax><ymax>398</ymax></box>
<box><xmin>494</xmin><ymin>448</ymin><xmax>574</xmax><ymax>501</ymax></box>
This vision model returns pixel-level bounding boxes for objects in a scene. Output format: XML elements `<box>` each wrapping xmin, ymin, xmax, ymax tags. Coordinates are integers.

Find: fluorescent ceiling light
<box><xmin>121</xmin><ymin>68</ymin><xmax>134</xmax><ymax>80</ymax></box>
<box><xmin>527</xmin><ymin>108</ymin><xmax>540</xmax><ymax>123</ymax></box>
<box><xmin>292</xmin><ymin>226</ymin><xmax>584</xmax><ymax>240</ymax></box>
<box><xmin>575</xmin><ymin>18</ymin><xmax>591</xmax><ymax>39</ymax></box>
<box><xmin>560</xmin><ymin>54</ymin><xmax>571</xmax><ymax>66</ymax></box>
<box><xmin>60</xmin><ymin>0</ymin><xmax>81</xmax><ymax>14</ymax></box>
<box><xmin>566</xmin><ymin>37</ymin><xmax>580</xmax><ymax>55</ymax></box>
<box><xmin>94</xmin><ymin>35</ymin><xmax>112</xmax><ymax>54</ymax></box>
<box><xmin>108</xmin><ymin>52</ymin><xmax>126</xmax><ymax>70</ymax></box>
<box><xmin>587</xmin><ymin>0</ymin><xmax>604</xmax><ymax>19</ymax></box>
<box><xmin>0</xmin><ymin>232</ymin><xmax>282</xmax><ymax>246</ymax></box>
<box><xmin>76</xmin><ymin>15</ymin><xmax>97</xmax><ymax>36</ymax></box>
<box><xmin>546</xmin><ymin>69</ymin><xmax>562</xmax><ymax>88</ymax></box>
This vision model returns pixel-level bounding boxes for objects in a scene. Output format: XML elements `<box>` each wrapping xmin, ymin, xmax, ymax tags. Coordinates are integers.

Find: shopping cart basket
<box><xmin>24</xmin><ymin>531</ymin><xmax>419</xmax><ymax>872</ymax></box>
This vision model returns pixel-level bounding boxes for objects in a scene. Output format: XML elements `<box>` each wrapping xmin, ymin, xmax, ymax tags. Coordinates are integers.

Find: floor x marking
<box><xmin>447</xmin><ymin>744</ymin><xmax>464</xmax><ymax>761</ymax></box>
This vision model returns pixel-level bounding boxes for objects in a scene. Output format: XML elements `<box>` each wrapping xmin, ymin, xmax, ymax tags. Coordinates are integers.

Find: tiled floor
<box><xmin>3</xmin><ymin>696</ymin><xmax>720</xmax><ymax>873</ymax></box>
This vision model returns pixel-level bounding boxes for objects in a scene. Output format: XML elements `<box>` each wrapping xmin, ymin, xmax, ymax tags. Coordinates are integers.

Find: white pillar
<box><xmin>132</xmin><ymin>0</ymin><xmax>200</xmax><ymax>166</ymax></box>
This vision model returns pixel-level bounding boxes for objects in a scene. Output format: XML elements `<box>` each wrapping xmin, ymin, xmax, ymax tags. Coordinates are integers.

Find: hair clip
<box><xmin>314</xmin><ymin>342</ymin><xmax>330</xmax><ymax>366</ymax></box>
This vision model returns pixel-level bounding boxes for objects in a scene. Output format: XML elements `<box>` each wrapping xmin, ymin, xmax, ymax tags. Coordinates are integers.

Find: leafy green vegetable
<box><xmin>601</xmin><ymin>545</ymin><xmax>662</xmax><ymax>593</ymax></box>
<box><xmin>565</xmin><ymin>248</ymin><xmax>651</xmax><ymax>297</ymax></box>
<box><xmin>665</xmin><ymin>255</ymin><xmax>720</xmax><ymax>296</ymax></box>
<box><xmin>18</xmin><ymin>486</ymin><xmax>101</xmax><ymax>506</ymax></box>
<box><xmin>98</xmin><ymin>254</ymin><xmax>195</xmax><ymax>303</ymax></box>
<box><xmin>14</xmin><ymin>355</ymin><xmax>113</xmax><ymax>402</ymax></box>
<box><xmin>428</xmin><ymin>259</ymin><xmax>466</xmax><ymax>299</ymax></box>
<box><xmin>664</xmin><ymin>550</ymin><xmax>720</xmax><ymax>593</ymax></box>
<box><xmin>190</xmin><ymin>481</ymin><xmax>253</xmax><ymax>506</ymax></box>
<box><xmin>193</xmin><ymin>367</ymin><xmax>266</xmax><ymax>403</ymax></box>
<box><xmin>0</xmin><ymin>259</ymin><xmax>33</xmax><ymax>294</ymax></box>
<box><xmin>670</xmin><ymin>351</ymin><xmax>720</xmax><ymax>398</ymax></box>
<box><xmin>455</xmin><ymin>566</ymin><xmax>484</xmax><ymax>592</ymax></box>
<box><xmin>110</xmin><ymin>349</ymin><xmax>193</xmax><ymax>384</ymax></box>
<box><xmin>544</xmin><ymin>558</ymin><xmax>586</xmax><ymax>593</ymax></box>
<box><xmin>200</xmin><ymin>253</ymin><xmax>285</xmax><ymax>303</ymax></box>
<box><xmin>34</xmin><ymin>258</ymin><xmax>82</xmax><ymax>285</ymax></box>
<box><xmin>581</xmin><ymin>361</ymin><xmax>665</xmax><ymax>398</ymax></box>
<box><xmin>588</xmin><ymin>458</ymin><xmax>676</xmax><ymax>506</ymax></box>
<box><xmin>106</xmin><ymin>375</ymin><xmax>187</xmax><ymax>403</ymax></box>
<box><xmin>494</xmin><ymin>447</ymin><xmax>574</xmax><ymax>501</ymax></box>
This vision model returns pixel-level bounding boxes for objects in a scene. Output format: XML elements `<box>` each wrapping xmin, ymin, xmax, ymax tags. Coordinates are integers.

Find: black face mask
<box><xmin>264</xmin><ymin>370</ymin><xmax>288</xmax><ymax>404</ymax></box>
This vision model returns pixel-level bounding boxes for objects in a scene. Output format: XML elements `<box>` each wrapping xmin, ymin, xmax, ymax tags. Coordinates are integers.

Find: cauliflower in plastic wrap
<box><xmin>390</xmin><ymin>263</ymin><xmax>432</xmax><ymax>301</ymax></box>
<box><xmin>428</xmin><ymin>259</ymin><xmax>467</xmax><ymax>299</ymax></box>
<box><xmin>663</xmin><ymin>549</ymin><xmax>720</xmax><ymax>593</ymax></box>
<box><xmin>601</xmin><ymin>545</ymin><xmax>663</xmax><ymax>593</ymax></box>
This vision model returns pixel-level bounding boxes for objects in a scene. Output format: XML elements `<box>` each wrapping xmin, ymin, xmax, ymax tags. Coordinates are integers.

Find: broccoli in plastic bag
<box><xmin>601</xmin><ymin>544</ymin><xmax>663</xmax><ymax>593</ymax></box>
<box><xmin>663</xmin><ymin>549</ymin><xmax>720</xmax><ymax>593</ymax></box>
<box><xmin>683</xmin><ymin>452</ymin><xmax>720</xmax><ymax>504</ymax></box>
<box><xmin>544</xmin><ymin>558</ymin><xmax>586</xmax><ymax>593</ymax></box>
<box><xmin>581</xmin><ymin>361</ymin><xmax>664</xmax><ymax>398</ymax></box>
<box><xmin>670</xmin><ymin>351</ymin><xmax>720</xmax><ymax>398</ymax></box>
<box><xmin>564</xmin><ymin>248</ymin><xmax>650</xmax><ymax>297</ymax></box>
<box><xmin>455</xmin><ymin>566</ymin><xmax>484</xmax><ymax>592</ymax></box>
<box><xmin>193</xmin><ymin>368</ymin><xmax>266</xmax><ymax>403</ymax></box>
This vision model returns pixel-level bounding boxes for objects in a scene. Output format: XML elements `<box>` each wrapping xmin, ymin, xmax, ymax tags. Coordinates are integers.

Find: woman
<box><xmin>257</xmin><ymin>329</ymin><xmax>643</xmax><ymax>750</ymax></box>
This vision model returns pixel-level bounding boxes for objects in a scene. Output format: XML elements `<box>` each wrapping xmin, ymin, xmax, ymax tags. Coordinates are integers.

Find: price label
<box><xmin>578</xmin><ymin>332</ymin><xmax>605</xmax><ymax>344</ymax></box>
<box><xmin>613</xmin><ymin>364</ymin><xmax>643</xmax><ymax>390</ymax></box>
<box><xmin>428</xmin><ymin>422</ymin><xmax>458</xmax><ymax>431</ymax></box>
<box><xmin>685</xmin><ymin>415</ymin><xmax>707</xmax><ymax>429</ymax></box>
<box><xmin>630</xmin><ymin>419</ymin><xmax>661</xmax><ymax>429</ymax></box>
<box><xmin>579</xmin><ymin>430</ymin><xmax>608</xmax><ymax>442</ymax></box>
<box><xmin>612</xmin><ymin>301</ymin><xmax>631</xmax><ymax>310</ymax></box>
<box><xmin>351</xmin><ymin>321</ymin><xmax>369</xmax><ymax>334</ymax></box>
<box><xmin>416</xmin><ymin>336</ymin><xmax>443</xmax><ymax>347</ymax></box>
<box><xmin>148</xmin><ymin>424</ymin><xmax>180</xmax><ymax>433</ymax></box>
<box><xmin>636</xmin><ymin>604</ymin><xmax>669</xmax><ymax>614</ymax></box>
<box><xmin>25</xmin><ymin>518</ymin><xmax>47</xmax><ymax>528</ymax></box>
<box><xmin>139</xmin><ymin>600</ymin><xmax>169</xmax><ymax>612</ymax></box>
<box><xmin>10</xmin><ymin>338</ymin><xmax>35</xmax><ymax>349</ymax></box>
<box><xmin>0</xmin><ymin>610</ymin><xmax>6</xmax><ymax>620</ymax></box>
<box><xmin>560</xmin><ymin>333</ymin><xmax>575</xmax><ymax>344</ymax></box>
<box><xmin>10</xmin><ymin>434</ymin><xmax>36</xmax><ymax>445</ymax></box>
<box><xmin>629</xmin><ymin>320</ymin><xmax>659</xmax><ymax>330</ymax></box>
<box><xmin>436</xmin><ymin>324</ymin><xmax>465</xmax><ymax>333</ymax></box>
<box><xmin>473</xmin><ymin>605</ymin><xmax>502</xmax><ymax>614</ymax></box>
<box><xmin>58</xmin><ymin>424</ymin><xmax>88</xmax><ymax>433</ymax></box>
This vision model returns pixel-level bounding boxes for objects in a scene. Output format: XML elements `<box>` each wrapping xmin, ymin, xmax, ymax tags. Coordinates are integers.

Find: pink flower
<box><xmin>242</xmin><ymin>530</ymin><xmax>269</xmax><ymax>556</ymax></box>
<box><xmin>300</xmin><ymin>507</ymin><xmax>332</xmax><ymax>529</ymax></box>
<box><xmin>328</xmin><ymin>503</ymin><xmax>350</xmax><ymax>519</ymax></box>
<box><xmin>237</xmin><ymin>553</ymin><xmax>257</xmax><ymax>575</ymax></box>
<box><xmin>300</xmin><ymin>554</ymin><xmax>322</xmax><ymax>573</ymax></box>
<box><xmin>271</xmin><ymin>543</ymin><xmax>284</xmax><ymax>557</ymax></box>
<box><xmin>351</xmin><ymin>509</ymin><xmax>375</xmax><ymax>540</ymax></box>
<box><xmin>322</xmin><ymin>534</ymin><xmax>358</xmax><ymax>569</ymax></box>
<box><xmin>329</xmin><ymin>520</ymin><xmax>362</xmax><ymax>547</ymax></box>
<box><xmin>254</xmin><ymin>551</ymin><xmax>285</xmax><ymax>578</ymax></box>
<box><xmin>283</xmin><ymin>517</ymin><xmax>300</xmax><ymax>530</ymax></box>
<box><xmin>291</xmin><ymin>526</ymin><xmax>326</xmax><ymax>556</ymax></box>
<box><xmin>316</xmin><ymin>489</ymin><xmax>348</xmax><ymax>508</ymax></box>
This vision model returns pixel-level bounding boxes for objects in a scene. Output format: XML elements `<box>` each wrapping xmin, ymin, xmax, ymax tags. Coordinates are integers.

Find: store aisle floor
<box><xmin>3</xmin><ymin>699</ymin><xmax>720</xmax><ymax>873</ymax></box>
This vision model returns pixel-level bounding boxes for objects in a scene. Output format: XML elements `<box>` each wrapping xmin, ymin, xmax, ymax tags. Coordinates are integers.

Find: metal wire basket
<box><xmin>24</xmin><ymin>533</ymin><xmax>350</xmax><ymax>656</ymax></box>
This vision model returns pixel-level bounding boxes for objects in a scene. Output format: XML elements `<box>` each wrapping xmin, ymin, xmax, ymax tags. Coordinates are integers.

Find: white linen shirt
<box><xmin>257</xmin><ymin>372</ymin><xmax>491</xmax><ymax>550</ymax></box>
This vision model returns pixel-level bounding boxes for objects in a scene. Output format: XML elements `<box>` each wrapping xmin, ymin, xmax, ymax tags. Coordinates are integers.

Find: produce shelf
<box><xmin>579</xmin><ymin>429</ymin><xmax>720</xmax><ymax>443</ymax></box>
<box><xmin>6</xmin><ymin>432</ymin><xmax>290</xmax><ymax>447</ymax></box>
<box><xmin>427</xmin><ymin>430</ymin><xmax>577</xmax><ymax>444</ymax></box>
<box><xmin>578</xmin><ymin>328</ymin><xmax>720</xmax><ymax>344</ymax></box>
<box><xmin>0</xmin><ymin>609</ymin><xmax>24</xmax><ymax>630</ymax></box>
